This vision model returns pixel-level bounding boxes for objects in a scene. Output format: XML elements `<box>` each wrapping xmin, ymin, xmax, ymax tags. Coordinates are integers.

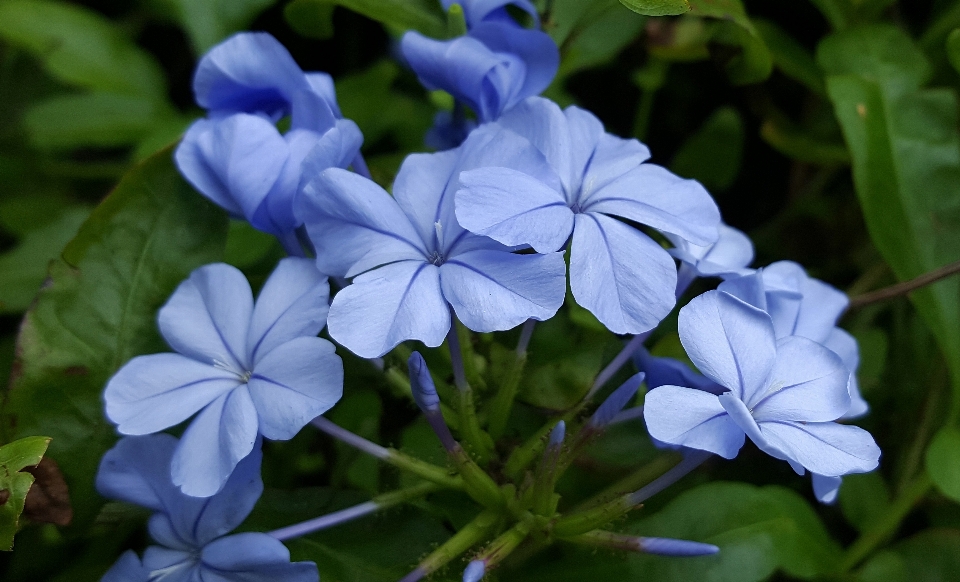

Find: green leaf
<box><xmin>688</xmin><ymin>0</ymin><xmax>773</xmax><ymax>85</ymax></box>
<box><xmin>284</xmin><ymin>0</ymin><xmax>336</xmax><ymax>40</ymax></box>
<box><xmin>0</xmin><ymin>147</ymin><xmax>228</xmax><ymax>530</ymax></box>
<box><xmin>618</xmin><ymin>0</ymin><xmax>690</xmax><ymax>17</ymax></box>
<box><xmin>670</xmin><ymin>106</ymin><xmax>744</xmax><ymax>192</ymax></box>
<box><xmin>306</xmin><ymin>0</ymin><xmax>446</xmax><ymax>38</ymax></box>
<box><xmin>754</xmin><ymin>19</ymin><xmax>825</xmax><ymax>94</ymax></box>
<box><xmin>0</xmin><ymin>436</ymin><xmax>50</xmax><ymax>551</ymax></box>
<box><xmin>0</xmin><ymin>0</ymin><xmax>166</xmax><ymax>97</ymax></box>
<box><xmin>559</xmin><ymin>3</ymin><xmax>646</xmax><ymax>77</ymax></box>
<box><xmin>947</xmin><ymin>28</ymin><xmax>960</xmax><ymax>76</ymax></box>
<box><xmin>856</xmin><ymin>530</ymin><xmax>960</xmax><ymax>582</ymax></box>
<box><xmin>23</xmin><ymin>93</ymin><xmax>178</xmax><ymax>151</ymax></box>
<box><xmin>0</xmin><ymin>207</ymin><xmax>90</xmax><ymax>314</ymax></box>
<box><xmin>926</xmin><ymin>426</ymin><xmax>960</xmax><ymax>503</ymax></box>
<box><xmin>819</xmin><ymin>25</ymin><xmax>960</xmax><ymax>416</ymax></box>
<box><xmin>146</xmin><ymin>0</ymin><xmax>275</xmax><ymax>54</ymax></box>
<box><xmin>838</xmin><ymin>472</ymin><xmax>892</xmax><ymax>532</ymax></box>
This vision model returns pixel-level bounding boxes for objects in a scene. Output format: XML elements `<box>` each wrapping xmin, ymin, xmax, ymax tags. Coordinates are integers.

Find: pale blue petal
<box><xmin>105</xmin><ymin>354</ymin><xmax>241</xmax><ymax>435</ymax></box>
<box><xmin>634</xmin><ymin>349</ymin><xmax>725</xmax><ymax>395</ymax></box>
<box><xmin>718</xmin><ymin>392</ymin><xmax>768</xmax><ymax>450</ymax></box>
<box><xmin>289</xmin><ymin>86</ymin><xmax>338</xmax><ymax>134</ymax></box>
<box><xmin>246</xmin><ymin>258</ymin><xmax>329</xmax><ymax>364</ymax></box>
<box><xmin>762</xmin><ymin>261</ymin><xmax>847</xmax><ymax>341</ymax></box>
<box><xmin>102</xmin><ymin>550</ymin><xmax>147</xmax><ymax>582</ymax></box>
<box><xmin>579</xmin><ymin>132</ymin><xmax>650</xmax><ymax>200</ymax></box>
<box><xmin>96</xmin><ymin>434</ymin><xmax>179</xmax><ymax>512</ymax></box>
<box><xmin>299</xmin><ymin>120</ymin><xmax>364</xmax><ymax>180</ymax></box>
<box><xmin>824</xmin><ymin>327</ymin><xmax>869</xmax><ymax>418</ymax></box>
<box><xmin>750</xmin><ymin>336</ymin><xmax>850</xmax><ymax>423</ymax></box>
<box><xmin>158</xmin><ymin>263</ymin><xmax>254</xmax><ymax>372</ymax></box>
<box><xmin>147</xmin><ymin>513</ymin><xmax>194</xmax><ymax>551</ymax></box>
<box><xmin>756</xmin><ymin>420</ymin><xmax>881</xmax><ymax>476</ymax></box>
<box><xmin>716</xmin><ymin>270</ymin><xmax>769</xmax><ymax>311</ymax></box>
<box><xmin>440</xmin><ymin>249</ymin><xmax>566</xmax><ymax>331</ymax></box>
<box><xmin>495</xmin><ymin>97</ymin><xmax>577</xmax><ymax>193</ymax></box>
<box><xmin>562</xmin><ymin>106</ymin><xmax>606</xmax><ymax>198</ymax></box>
<box><xmin>327</xmin><ymin>261</ymin><xmax>449</xmax><ymax>358</ymax></box>
<box><xmin>812</xmin><ymin>473</ymin><xmax>842</xmax><ymax>504</ymax></box>
<box><xmin>175</xmin><ymin>115</ymin><xmax>288</xmax><ymax>223</ymax></box>
<box><xmin>171</xmin><ymin>388</ymin><xmax>259</xmax><ymax>497</ymax></box>
<box><xmin>251</xmin><ymin>128</ymin><xmax>321</xmax><ymax>235</ymax></box>
<box><xmin>201</xmin><ymin>533</ymin><xmax>319</xmax><ymax>582</ymax></box>
<box><xmin>297</xmin><ymin>169</ymin><xmax>427</xmax><ymax>278</ymax></box>
<box><xmin>678</xmin><ymin>290</ymin><xmax>777</xmax><ymax>401</ymax></box>
<box><xmin>248</xmin><ymin>337</ymin><xmax>343</xmax><ymax>440</ymax></box>
<box><xmin>193</xmin><ymin>32</ymin><xmax>307</xmax><ymax>116</ymax></box>
<box><xmin>643</xmin><ymin>386</ymin><xmax>745</xmax><ymax>459</ymax></box>
<box><xmin>669</xmin><ymin>223</ymin><xmax>754</xmax><ymax>277</ymax></box>
<box><xmin>142</xmin><ymin>546</ymin><xmax>198</xmax><ymax>582</ymax></box>
<box><xmin>469</xmin><ymin>21</ymin><xmax>559</xmax><ymax>112</ymax></box>
<box><xmin>583</xmin><ymin>164</ymin><xmax>720</xmax><ymax>247</ymax></box>
<box><xmin>455</xmin><ymin>167</ymin><xmax>572</xmax><ymax>252</ymax></box>
<box><xmin>304</xmin><ymin>72</ymin><xmax>341</xmax><ymax>117</ymax></box>
<box><xmin>441</xmin><ymin>0</ymin><xmax>540</xmax><ymax>27</ymax></box>
<box><xmin>570</xmin><ymin>213</ymin><xmax>676</xmax><ymax>334</ymax></box>
<box><xmin>189</xmin><ymin>442</ymin><xmax>264</xmax><ymax>545</ymax></box>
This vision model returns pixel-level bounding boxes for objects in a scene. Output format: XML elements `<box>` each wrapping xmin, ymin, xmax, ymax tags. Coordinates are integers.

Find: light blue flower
<box><xmin>104</xmin><ymin>258</ymin><xmax>343</xmax><ymax>497</ymax></box>
<box><xmin>401</xmin><ymin>21</ymin><xmax>559</xmax><ymax>125</ymax></box>
<box><xmin>295</xmin><ymin>124</ymin><xmax>566</xmax><ymax>358</ymax></box>
<box><xmin>668</xmin><ymin>222</ymin><xmax>754</xmax><ymax>279</ymax></box>
<box><xmin>97</xmin><ymin>435</ymin><xmax>318</xmax><ymax>582</ymax></box>
<box><xmin>643</xmin><ymin>289</ymin><xmax>880</xmax><ymax>479</ymax></box>
<box><xmin>439</xmin><ymin>0</ymin><xmax>540</xmax><ymax>28</ymax></box>
<box><xmin>455</xmin><ymin>96</ymin><xmax>720</xmax><ymax>334</ymax></box>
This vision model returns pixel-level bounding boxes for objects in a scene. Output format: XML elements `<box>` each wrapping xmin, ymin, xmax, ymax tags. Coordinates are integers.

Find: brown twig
<box><xmin>848</xmin><ymin>259</ymin><xmax>960</xmax><ymax>310</ymax></box>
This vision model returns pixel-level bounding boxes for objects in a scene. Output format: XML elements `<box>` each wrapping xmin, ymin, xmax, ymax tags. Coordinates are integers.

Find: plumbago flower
<box><xmin>295</xmin><ymin>124</ymin><xmax>566</xmax><ymax>358</ymax></box>
<box><xmin>456</xmin><ymin>96</ymin><xmax>720</xmax><ymax>334</ymax></box>
<box><xmin>104</xmin><ymin>258</ymin><xmax>343</xmax><ymax>497</ymax></box>
<box><xmin>439</xmin><ymin>0</ymin><xmax>540</xmax><ymax>28</ymax></box>
<box><xmin>643</xmin><ymin>290</ymin><xmax>880</xmax><ymax>483</ymax></box>
<box><xmin>669</xmin><ymin>222</ymin><xmax>754</xmax><ymax>291</ymax></box>
<box><xmin>176</xmin><ymin>32</ymin><xmax>362</xmax><ymax>252</ymax></box>
<box><xmin>98</xmin><ymin>435</ymin><xmax>318</xmax><ymax>582</ymax></box>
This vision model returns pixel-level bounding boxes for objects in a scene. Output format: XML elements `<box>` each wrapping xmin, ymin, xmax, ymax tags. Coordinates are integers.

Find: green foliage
<box><xmin>926</xmin><ymin>426</ymin><xmax>960</xmax><ymax>504</ymax></box>
<box><xmin>856</xmin><ymin>530</ymin><xmax>960</xmax><ymax>582</ymax></box>
<box><xmin>618</xmin><ymin>0</ymin><xmax>690</xmax><ymax>17</ymax></box>
<box><xmin>819</xmin><ymin>25</ymin><xmax>960</xmax><ymax>416</ymax></box>
<box><xmin>671</xmin><ymin>106</ymin><xmax>744</xmax><ymax>192</ymax></box>
<box><xmin>147</xmin><ymin>0</ymin><xmax>276</xmax><ymax>53</ymax></box>
<box><xmin>0</xmin><ymin>148</ymin><xmax>228</xmax><ymax>529</ymax></box>
<box><xmin>0</xmin><ymin>436</ymin><xmax>49</xmax><ymax>551</ymax></box>
<box><xmin>292</xmin><ymin>0</ymin><xmax>446</xmax><ymax>37</ymax></box>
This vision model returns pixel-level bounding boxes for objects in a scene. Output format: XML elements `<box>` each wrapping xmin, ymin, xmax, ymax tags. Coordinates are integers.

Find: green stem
<box><xmin>487</xmin><ymin>350</ymin><xmax>528</xmax><ymax>440</ymax></box>
<box><xmin>839</xmin><ymin>472</ymin><xmax>932</xmax><ymax>574</ymax></box>
<box><xmin>571</xmin><ymin>453</ymin><xmax>681</xmax><ymax>513</ymax></box>
<box><xmin>385</xmin><ymin>449</ymin><xmax>465</xmax><ymax>491</ymax></box>
<box><xmin>475</xmin><ymin>522</ymin><xmax>531</xmax><ymax>569</ymax></box>
<box><xmin>552</xmin><ymin>494</ymin><xmax>636</xmax><ymax>538</ymax></box>
<box><xmin>409</xmin><ymin>510</ymin><xmax>501</xmax><ymax>578</ymax></box>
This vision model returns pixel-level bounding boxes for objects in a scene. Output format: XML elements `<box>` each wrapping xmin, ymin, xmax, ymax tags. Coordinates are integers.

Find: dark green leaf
<box><xmin>808</xmin><ymin>0</ymin><xmax>851</xmax><ymax>30</ymax></box>
<box><xmin>0</xmin><ymin>147</ymin><xmax>228</xmax><ymax>530</ymax></box>
<box><xmin>619</xmin><ymin>0</ymin><xmax>690</xmax><ymax>17</ymax></box>
<box><xmin>310</xmin><ymin>0</ymin><xmax>446</xmax><ymax>38</ymax></box>
<box><xmin>0</xmin><ymin>0</ymin><xmax>166</xmax><ymax>97</ymax></box>
<box><xmin>759</xmin><ymin>117</ymin><xmax>850</xmax><ymax>165</ymax></box>
<box><xmin>671</xmin><ymin>106</ymin><xmax>744</xmax><ymax>192</ymax></box>
<box><xmin>23</xmin><ymin>93</ymin><xmax>178</xmax><ymax>151</ymax></box>
<box><xmin>559</xmin><ymin>4</ymin><xmax>646</xmax><ymax>77</ymax></box>
<box><xmin>0</xmin><ymin>436</ymin><xmax>50</xmax><ymax>550</ymax></box>
<box><xmin>820</xmin><ymin>25</ymin><xmax>960</xmax><ymax>414</ymax></box>
<box><xmin>926</xmin><ymin>426</ymin><xmax>960</xmax><ymax>503</ymax></box>
<box><xmin>754</xmin><ymin>19</ymin><xmax>825</xmax><ymax>93</ymax></box>
<box><xmin>284</xmin><ymin>0</ymin><xmax>336</xmax><ymax>40</ymax></box>
<box><xmin>0</xmin><ymin>207</ymin><xmax>90</xmax><ymax>314</ymax></box>
<box><xmin>947</xmin><ymin>28</ymin><xmax>960</xmax><ymax>76</ymax></box>
<box><xmin>688</xmin><ymin>0</ymin><xmax>773</xmax><ymax>85</ymax></box>
<box><xmin>857</xmin><ymin>529</ymin><xmax>960</xmax><ymax>582</ymax></box>
<box><xmin>839</xmin><ymin>472</ymin><xmax>891</xmax><ymax>532</ymax></box>
<box><xmin>146</xmin><ymin>0</ymin><xmax>275</xmax><ymax>53</ymax></box>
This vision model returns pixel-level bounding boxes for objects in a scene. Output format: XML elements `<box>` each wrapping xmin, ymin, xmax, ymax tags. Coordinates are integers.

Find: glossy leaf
<box><xmin>619</xmin><ymin>0</ymin><xmax>690</xmax><ymax>17</ymax></box>
<box><xmin>820</xmin><ymin>25</ymin><xmax>960</xmax><ymax>414</ymax></box>
<box><xmin>0</xmin><ymin>147</ymin><xmax>228</xmax><ymax>529</ymax></box>
<box><xmin>0</xmin><ymin>0</ymin><xmax>166</xmax><ymax>97</ymax></box>
<box><xmin>0</xmin><ymin>436</ymin><xmax>50</xmax><ymax>551</ymax></box>
<box><xmin>926</xmin><ymin>426</ymin><xmax>960</xmax><ymax>504</ymax></box>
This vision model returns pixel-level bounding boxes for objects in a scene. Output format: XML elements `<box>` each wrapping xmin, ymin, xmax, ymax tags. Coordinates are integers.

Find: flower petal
<box><xmin>579</xmin><ymin>132</ymin><xmax>650</xmax><ymax>200</ymax></box>
<box><xmin>158</xmin><ymin>263</ymin><xmax>254</xmax><ymax>371</ymax></box>
<box><xmin>583</xmin><ymin>164</ymin><xmax>720</xmax><ymax>247</ymax></box>
<box><xmin>440</xmin><ymin>249</ymin><xmax>566</xmax><ymax>331</ymax></box>
<box><xmin>456</xmin><ymin>167</ymin><xmax>573</xmax><ymax>252</ymax></box>
<box><xmin>469</xmin><ymin>21</ymin><xmax>559</xmax><ymax>112</ymax></box>
<box><xmin>441</xmin><ymin>0</ymin><xmax>540</xmax><ymax>27</ymax></box>
<box><xmin>756</xmin><ymin>420</ymin><xmax>881</xmax><ymax>476</ymax></box>
<box><xmin>495</xmin><ymin>97</ymin><xmax>577</xmax><ymax>192</ymax></box>
<box><xmin>193</xmin><ymin>32</ymin><xmax>307</xmax><ymax>116</ymax></box>
<box><xmin>750</xmin><ymin>336</ymin><xmax>850</xmax><ymax>423</ymax></box>
<box><xmin>678</xmin><ymin>290</ymin><xmax>777</xmax><ymax>401</ymax></box>
<box><xmin>96</xmin><ymin>434</ymin><xmax>179</xmax><ymax>512</ymax></box>
<box><xmin>763</xmin><ymin>261</ymin><xmax>848</xmax><ymax>341</ymax></box>
<box><xmin>171</xmin><ymin>387</ymin><xmax>259</xmax><ymax>497</ymax></box>
<box><xmin>669</xmin><ymin>223</ymin><xmax>754</xmax><ymax>277</ymax></box>
<box><xmin>142</xmin><ymin>546</ymin><xmax>198</xmax><ymax>582</ymax></box>
<box><xmin>327</xmin><ymin>261</ymin><xmax>449</xmax><ymax>358</ymax></box>
<box><xmin>102</xmin><ymin>550</ymin><xmax>147</xmax><ymax>582</ymax></box>
<box><xmin>297</xmin><ymin>168</ymin><xmax>427</xmax><ymax>278</ymax></box>
<box><xmin>188</xmin><ymin>442</ymin><xmax>264</xmax><ymax>545</ymax></box>
<box><xmin>569</xmin><ymin>212</ymin><xmax>676</xmax><ymax>334</ymax></box>
<box><xmin>812</xmin><ymin>473</ymin><xmax>842</xmax><ymax>504</ymax></box>
<box><xmin>201</xmin><ymin>533</ymin><xmax>319</xmax><ymax>582</ymax></box>
<box><xmin>643</xmin><ymin>386</ymin><xmax>745</xmax><ymax>459</ymax></box>
<box><xmin>634</xmin><ymin>349</ymin><xmax>725</xmax><ymax>395</ymax></box>
<box><xmin>248</xmin><ymin>337</ymin><xmax>344</xmax><ymax>440</ymax></box>
<box><xmin>823</xmin><ymin>327</ymin><xmax>869</xmax><ymax>418</ymax></box>
<box><xmin>105</xmin><ymin>353</ymin><xmax>241</xmax><ymax>435</ymax></box>
<box><xmin>247</xmin><ymin>258</ymin><xmax>330</xmax><ymax>364</ymax></box>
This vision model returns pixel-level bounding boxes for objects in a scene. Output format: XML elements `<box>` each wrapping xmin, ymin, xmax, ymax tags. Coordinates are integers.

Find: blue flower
<box><xmin>439</xmin><ymin>0</ymin><xmax>540</xmax><ymax>28</ymax></box>
<box><xmin>295</xmin><ymin>124</ymin><xmax>567</xmax><ymax>358</ymax></box>
<box><xmin>176</xmin><ymin>32</ymin><xmax>363</xmax><ymax>249</ymax></box>
<box><xmin>643</xmin><ymin>290</ymin><xmax>880</xmax><ymax>479</ymax></box>
<box><xmin>718</xmin><ymin>263</ymin><xmax>868</xmax><ymax>418</ymax></box>
<box><xmin>455</xmin><ymin>96</ymin><xmax>721</xmax><ymax>334</ymax></box>
<box><xmin>401</xmin><ymin>21</ymin><xmax>559</xmax><ymax>125</ymax></box>
<box><xmin>97</xmin><ymin>435</ymin><xmax>318</xmax><ymax>582</ymax></box>
<box><xmin>668</xmin><ymin>222</ymin><xmax>754</xmax><ymax>279</ymax></box>
<box><xmin>104</xmin><ymin>258</ymin><xmax>343</xmax><ymax>497</ymax></box>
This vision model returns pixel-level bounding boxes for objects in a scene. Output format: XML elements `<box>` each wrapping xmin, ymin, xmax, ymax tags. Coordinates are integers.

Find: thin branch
<box><xmin>848</xmin><ymin>259</ymin><xmax>960</xmax><ymax>310</ymax></box>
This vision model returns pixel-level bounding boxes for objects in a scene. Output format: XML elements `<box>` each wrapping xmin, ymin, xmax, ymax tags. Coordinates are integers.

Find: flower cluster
<box><xmin>98</xmin><ymin>1</ymin><xmax>881</xmax><ymax>579</ymax></box>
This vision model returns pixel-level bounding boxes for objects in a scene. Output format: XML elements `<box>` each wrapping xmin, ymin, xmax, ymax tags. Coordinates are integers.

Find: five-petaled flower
<box><xmin>105</xmin><ymin>258</ymin><xmax>343</xmax><ymax>497</ymax></box>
